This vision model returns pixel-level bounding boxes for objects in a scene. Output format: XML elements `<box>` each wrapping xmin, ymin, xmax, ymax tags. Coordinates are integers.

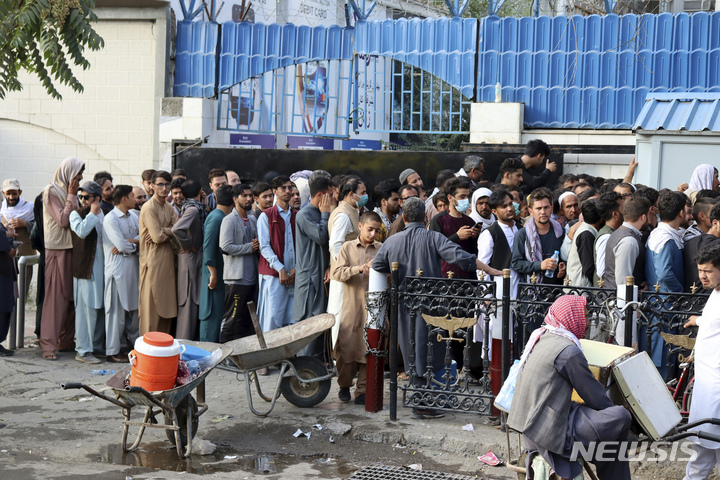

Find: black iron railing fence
<box><xmin>384</xmin><ymin>265</ymin><xmax>709</xmax><ymax>420</ymax></box>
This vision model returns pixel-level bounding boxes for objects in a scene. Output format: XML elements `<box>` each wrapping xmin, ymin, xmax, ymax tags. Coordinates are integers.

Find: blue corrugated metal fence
<box><xmin>173</xmin><ymin>11</ymin><xmax>720</xmax><ymax>131</ymax></box>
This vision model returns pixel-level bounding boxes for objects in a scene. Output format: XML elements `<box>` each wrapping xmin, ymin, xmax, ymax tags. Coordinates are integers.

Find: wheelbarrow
<box><xmin>225</xmin><ymin>311</ymin><xmax>336</xmax><ymax>416</ymax></box>
<box><xmin>61</xmin><ymin>341</ymin><xmax>233</xmax><ymax>458</ymax></box>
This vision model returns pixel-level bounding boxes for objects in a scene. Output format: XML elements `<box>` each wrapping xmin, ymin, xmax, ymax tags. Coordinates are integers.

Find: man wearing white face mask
<box><xmin>429</xmin><ymin>177</ymin><xmax>479</xmax><ymax>279</ymax></box>
<box><xmin>328</xmin><ymin>176</ymin><xmax>366</xmax><ymax>347</ymax></box>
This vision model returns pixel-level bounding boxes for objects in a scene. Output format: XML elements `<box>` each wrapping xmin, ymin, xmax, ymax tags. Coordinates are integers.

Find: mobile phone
<box><xmin>474</xmin><ymin>222</ymin><xmax>483</xmax><ymax>230</ymax></box>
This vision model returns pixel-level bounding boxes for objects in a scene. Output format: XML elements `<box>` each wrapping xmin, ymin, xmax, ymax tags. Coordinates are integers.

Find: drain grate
<box><xmin>348</xmin><ymin>465</ymin><xmax>477</xmax><ymax>479</ymax></box>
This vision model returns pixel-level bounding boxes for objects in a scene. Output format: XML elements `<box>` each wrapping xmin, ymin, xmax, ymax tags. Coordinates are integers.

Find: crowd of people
<box><xmin>1</xmin><ymin>139</ymin><xmax>720</xmax><ymax>472</ymax></box>
<box><xmin>0</xmin><ymin>142</ymin><xmax>719</xmax><ymax>411</ymax></box>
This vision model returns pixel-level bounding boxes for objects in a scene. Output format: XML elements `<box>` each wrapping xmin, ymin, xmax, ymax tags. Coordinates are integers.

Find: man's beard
<box><xmin>6</xmin><ymin>198</ymin><xmax>19</xmax><ymax>206</ymax></box>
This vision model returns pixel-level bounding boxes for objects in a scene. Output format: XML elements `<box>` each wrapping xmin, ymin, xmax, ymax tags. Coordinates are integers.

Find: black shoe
<box><xmin>107</xmin><ymin>354</ymin><xmax>130</xmax><ymax>363</ymax></box>
<box><xmin>354</xmin><ymin>394</ymin><xmax>366</xmax><ymax>405</ymax></box>
<box><xmin>0</xmin><ymin>345</ymin><xmax>14</xmax><ymax>357</ymax></box>
<box><xmin>339</xmin><ymin>387</ymin><xmax>351</xmax><ymax>402</ymax></box>
<box><xmin>412</xmin><ymin>408</ymin><xmax>445</xmax><ymax>419</ymax></box>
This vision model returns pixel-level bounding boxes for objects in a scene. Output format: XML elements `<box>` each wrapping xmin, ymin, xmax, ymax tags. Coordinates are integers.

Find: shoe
<box><xmin>412</xmin><ymin>408</ymin><xmax>445</xmax><ymax>419</ymax></box>
<box><xmin>338</xmin><ymin>387</ymin><xmax>351</xmax><ymax>402</ymax></box>
<box><xmin>354</xmin><ymin>394</ymin><xmax>366</xmax><ymax>405</ymax></box>
<box><xmin>0</xmin><ymin>345</ymin><xmax>14</xmax><ymax>357</ymax></box>
<box><xmin>75</xmin><ymin>352</ymin><xmax>102</xmax><ymax>365</ymax></box>
<box><xmin>107</xmin><ymin>354</ymin><xmax>129</xmax><ymax>363</ymax></box>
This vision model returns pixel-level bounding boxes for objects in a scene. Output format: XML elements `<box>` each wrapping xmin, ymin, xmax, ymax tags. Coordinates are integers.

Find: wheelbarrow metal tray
<box><xmin>105</xmin><ymin>342</ymin><xmax>234</xmax><ymax>409</ymax></box>
<box><xmin>226</xmin><ymin>313</ymin><xmax>335</xmax><ymax>371</ymax></box>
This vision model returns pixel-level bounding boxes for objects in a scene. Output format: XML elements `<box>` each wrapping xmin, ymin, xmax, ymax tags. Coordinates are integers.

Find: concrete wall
<box><xmin>635</xmin><ymin>132</ymin><xmax>720</xmax><ymax>190</ymax></box>
<box><xmin>0</xmin><ymin>7</ymin><xmax>168</xmax><ymax>201</ymax></box>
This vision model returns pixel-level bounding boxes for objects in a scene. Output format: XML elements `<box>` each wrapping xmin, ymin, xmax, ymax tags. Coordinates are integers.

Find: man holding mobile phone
<box><xmin>70</xmin><ymin>181</ymin><xmax>106</xmax><ymax>364</ymax></box>
<box><xmin>429</xmin><ymin>177</ymin><xmax>480</xmax><ymax>279</ymax></box>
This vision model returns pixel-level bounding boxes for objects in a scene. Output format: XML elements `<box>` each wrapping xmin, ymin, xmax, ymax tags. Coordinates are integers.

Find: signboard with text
<box><xmin>342</xmin><ymin>139</ymin><xmax>382</xmax><ymax>151</ymax></box>
<box><xmin>287</xmin><ymin>136</ymin><xmax>334</xmax><ymax>150</ymax></box>
<box><xmin>230</xmin><ymin>133</ymin><xmax>276</xmax><ymax>149</ymax></box>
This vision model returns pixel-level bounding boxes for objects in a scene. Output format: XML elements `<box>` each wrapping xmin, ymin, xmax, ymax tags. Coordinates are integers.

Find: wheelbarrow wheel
<box><xmin>280</xmin><ymin>356</ymin><xmax>331</xmax><ymax>408</ymax></box>
<box><xmin>164</xmin><ymin>395</ymin><xmax>199</xmax><ymax>448</ymax></box>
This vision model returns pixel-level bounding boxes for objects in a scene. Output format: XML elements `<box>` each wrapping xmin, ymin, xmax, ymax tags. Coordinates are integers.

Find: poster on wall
<box><xmin>296</xmin><ymin>63</ymin><xmax>328</xmax><ymax>134</ymax></box>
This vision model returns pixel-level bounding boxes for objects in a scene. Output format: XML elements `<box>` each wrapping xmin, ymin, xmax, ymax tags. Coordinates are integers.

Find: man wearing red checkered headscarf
<box><xmin>517</xmin><ymin>295</ymin><xmax>587</xmax><ymax>368</ymax></box>
<box><xmin>545</xmin><ymin>294</ymin><xmax>588</xmax><ymax>340</ymax></box>
<box><xmin>508</xmin><ymin>295</ymin><xmax>632</xmax><ymax>480</ymax></box>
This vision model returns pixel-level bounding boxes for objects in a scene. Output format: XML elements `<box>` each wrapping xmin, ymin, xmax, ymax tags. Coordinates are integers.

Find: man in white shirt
<box><xmin>476</xmin><ymin>189</ymin><xmax>520</xmax><ymax>390</ymax></box>
<box><xmin>683</xmin><ymin>243</ymin><xmax>720</xmax><ymax>480</ymax></box>
<box><xmin>456</xmin><ymin>156</ymin><xmax>485</xmax><ymax>187</ymax></box>
<box><xmin>327</xmin><ymin>176</ymin><xmax>364</xmax><ymax>346</ymax></box>
<box><xmin>102</xmin><ymin>185</ymin><xmax>140</xmax><ymax>363</ymax></box>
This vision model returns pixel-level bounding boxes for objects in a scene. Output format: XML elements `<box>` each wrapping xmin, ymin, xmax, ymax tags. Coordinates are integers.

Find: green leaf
<box><xmin>0</xmin><ymin>0</ymin><xmax>104</xmax><ymax>99</ymax></box>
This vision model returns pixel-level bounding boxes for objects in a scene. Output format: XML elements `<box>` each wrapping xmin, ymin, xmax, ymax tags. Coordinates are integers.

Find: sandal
<box><xmin>42</xmin><ymin>351</ymin><xmax>57</xmax><ymax>361</ymax></box>
<box><xmin>397</xmin><ymin>372</ymin><xmax>409</xmax><ymax>381</ymax></box>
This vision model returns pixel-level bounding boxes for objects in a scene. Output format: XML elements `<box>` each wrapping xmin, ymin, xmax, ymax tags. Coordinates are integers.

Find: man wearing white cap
<box><xmin>558</xmin><ymin>191</ymin><xmax>580</xmax><ymax>228</ymax></box>
<box><xmin>399</xmin><ymin>168</ymin><xmax>426</xmax><ymax>200</ymax></box>
<box><xmin>1</xmin><ymin>178</ymin><xmax>36</xmax><ymax>300</ymax></box>
<box><xmin>1</xmin><ymin>178</ymin><xmax>35</xmax><ymax>258</ymax></box>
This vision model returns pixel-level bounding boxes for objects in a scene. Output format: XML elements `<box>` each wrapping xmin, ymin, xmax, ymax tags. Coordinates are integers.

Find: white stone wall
<box><xmin>0</xmin><ymin>7</ymin><xmax>167</xmax><ymax>201</ymax></box>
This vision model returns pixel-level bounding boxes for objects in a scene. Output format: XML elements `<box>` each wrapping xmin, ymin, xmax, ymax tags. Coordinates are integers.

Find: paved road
<box><xmin>0</xmin><ymin>309</ymin><xmax>690</xmax><ymax>480</ymax></box>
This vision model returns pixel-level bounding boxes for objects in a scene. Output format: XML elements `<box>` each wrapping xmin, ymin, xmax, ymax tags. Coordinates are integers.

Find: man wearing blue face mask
<box><xmin>328</xmin><ymin>176</ymin><xmax>366</xmax><ymax>348</ymax></box>
<box><xmin>429</xmin><ymin>177</ymin><xmax>479</xmax><ymax>279</ymax></box>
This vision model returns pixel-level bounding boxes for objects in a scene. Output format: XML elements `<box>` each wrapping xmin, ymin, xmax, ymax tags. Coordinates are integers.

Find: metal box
<box><xmin>571</xmin><ymin>339</ymin><xmax>634</xmax><ymax>404</ymax></box>
<box><xmin>612</xmin><ymin>352</ymin><xmax>682</xmax><ymax>440</ymax></box>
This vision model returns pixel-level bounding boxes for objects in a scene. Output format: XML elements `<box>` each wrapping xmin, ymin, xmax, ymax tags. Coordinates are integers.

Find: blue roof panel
<box><xmin>634</xmin><ymin>93</ymin><xmax>720</xmax><ymax>131</ymax></box>
<box><xmin>174</xmin><ymin>20</ymin><xmax>218</xmax><ymax>98</ymax></box>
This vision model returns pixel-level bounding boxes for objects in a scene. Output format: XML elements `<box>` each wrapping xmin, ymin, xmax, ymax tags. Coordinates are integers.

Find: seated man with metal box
<box><xmin>508</xmin><ymin>295</ymin><xmax>632</xmax><ymax>480</ymax></box>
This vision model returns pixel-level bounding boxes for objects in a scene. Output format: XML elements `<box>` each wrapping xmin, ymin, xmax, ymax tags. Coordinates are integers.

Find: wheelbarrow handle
<box><xmin>675</xmin><ymin>417</ymin><xmax>720</xmax><ymax>433</ymax></box>
<box><xmin>61</xmin><ymin>382</ymin><xmax>129</xmax><ymax>409</ymax></box>
<box><xmin>124</xmin><ymin>385</ymin><xmax>173</xmax><ymax>411</ymax></box>
<box><xmin>664</xmin><ymin>431</ymin><xmax>720</xmax><ymax>444</ymax></box>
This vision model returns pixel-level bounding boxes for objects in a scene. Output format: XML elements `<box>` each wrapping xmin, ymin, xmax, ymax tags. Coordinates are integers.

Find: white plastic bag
<box><xmin>195</xmin><ymin>348</ymin><xmax>223</xmax><ymax>372</ymax></box>
<box><xmin>494</xmin><ymin>359</ymin><xmax>520</xmax><ymax>413</ymax></box>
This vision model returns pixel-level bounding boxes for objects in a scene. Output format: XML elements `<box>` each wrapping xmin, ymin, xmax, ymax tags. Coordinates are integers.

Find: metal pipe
<box><xmin>501</xmin><ymin>268</ymin><xmax>511</xmax><ymax>383</ymax></box>
<box><xmin>15</xmin><ymin>255</ymin><xmax>40</xmax><ymax>349</ymax></box>
<box><xmin>389</xmin><ymin>262</ymin><xmax>399</xmax><ymax>421</ymax></box>
<box><xmin>624</xmin><ymin>276</ymin><xmax>634</xmax><ymax>348</ymax></box>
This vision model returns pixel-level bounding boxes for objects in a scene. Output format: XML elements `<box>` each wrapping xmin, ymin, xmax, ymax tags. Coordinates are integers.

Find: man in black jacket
<box><xmin>495</xmin><ymin>140</ymin><xmax>557</xmax><ymax>196</ymax></box>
